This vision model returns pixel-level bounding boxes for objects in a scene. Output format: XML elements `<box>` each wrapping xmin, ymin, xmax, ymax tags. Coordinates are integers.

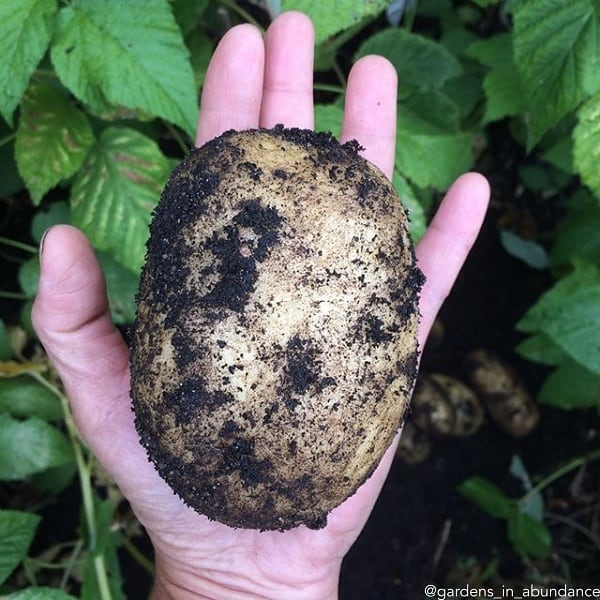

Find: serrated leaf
<box><xmin>0</xmin><ymin>510</ymin><xmax>41</xmax><ymax>586</ymax></box>
<box><xmin>70</xmin><ymin>127</ymin><xmax>170</xmax><ymax>273</ymax></box>
<box><xmin>513</xmin><ymin>0</ymin><xmax>600</xmax><ymax>147</ymax></box>
<box><xmin>3</xmin><ymin>589</ymin><xmax>79</xmax><ymax>600</ymax></box>
<box><xmin>15</xmin><ymin>83</ymin><xmax>94</xmax><ymax>205</ymax></box>
<box><xmin>539</xmin><ymin>360</ymin><xmax>600</xmax><ymax>409</ymax></box>
<box><xmin>517</xmin><ymin>260</ymin><xmax>600</xmax><ymax>375</ymax></box>
<box><xmin>507</xmin><ymin>506</ymin><xmax>552</xmax><ymax>558</ymax></box>
<box><xmin>50</xmin><ymin>0</ymin><xmax>197</xmax><ymax>135</ymax></box>
<box><xmin>283</xmin><ymin>0</ymin><xmax>387</xmax><ymax>44</ymax></box>
<box><xmin>0</xmin><ymin>376</ymin><xmax>63</xmax><ymax>420</ymax></box>
<box><xmin>0</xmin><ymin>0</ymin><xmax>57</xmax><ymax>125</ymax></box>
<box><xmin>356</xmin><ymin>28</ymin><xmax>462</xmax><ymax>91</ymax></box>
<box><xmin>0</xmin><ymin>413</ymin><xmax>74</xmax><ymax>480</ymax></box>
<box><xmin>458</xmin><ymin>476</ymin><xmax>513</xmax><ymax>519</ymax></box>
<box><xmin>396</xmin><ymin>106</ymin><xmax>472</xmax><ymax>189</ymax></box>
<box><xmin>468</xmin><ymin>33</ymin><xmax>526</xmax><ymax>123</ymax></box>
<box><xmin>574</xmin><ymin>92</ymin><xmax>600</xmax><ymax>198</ymax></box>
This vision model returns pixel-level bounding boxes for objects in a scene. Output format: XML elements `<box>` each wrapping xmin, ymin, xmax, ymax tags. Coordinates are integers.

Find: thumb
<box><xmin>31</xmin><ymin>225</ymin><xmax>137</xmax><ymax>472</ymax></box>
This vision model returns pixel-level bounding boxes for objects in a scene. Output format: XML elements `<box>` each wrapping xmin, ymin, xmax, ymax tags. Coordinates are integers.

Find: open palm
<box><xmin>32</xmin><ymin>12</ymin><xmax>489</xmax><ymax>600</ymax></box>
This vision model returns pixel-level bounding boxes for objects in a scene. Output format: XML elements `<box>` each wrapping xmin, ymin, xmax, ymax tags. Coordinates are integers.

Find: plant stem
<box><xmin>523</xmin><ymin>449</ymin><xmax>600</xmax><ymax>501</ymax></box>
<box><xmin>0</xmin><ymin>291</ymin><xmax>30</xmax><ymax>300</ymax></box>
<box><xmin>0</xmin><ymin>235</ymin><xmax>38</xmax><ymax>254</ymax></box>
<box><xmin>217</xmin><ymin>0</ymin><xmax>264</xmax><ymax>31</ymax></box>
<box><xmin>313</xmin><ymin>83</ymin><xmax>345</xmax><ymax>95</ymax></box>
<box><xmin>122</xmin><ymin>535</ymin><xmax>156</xmax><ymax>577</ymax></box>
<box><xmin>30</xmin><ymin>372</ymin><xmax>113</xmax><ymax>600</ymax></box>
<box><xmin>0</xmin><ymin>132</ymin><xmax>16</xmax><ymax>148</ymax></box>
<box><xmin>165</xmin><ymin>122</ymin><xmax>191</xmax><ymax>155</ymax></box>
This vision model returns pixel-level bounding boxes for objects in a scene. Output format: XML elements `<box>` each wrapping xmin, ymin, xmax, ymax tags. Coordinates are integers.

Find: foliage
<box><xmin>1</xmin><ymin>0</ymin><xmax>599</xmax><ymax>596</ymax></box>
<box><xmin>459</xmin><ymin>452</ymin><xmax>600</xmax><ymax>559</ymax></box>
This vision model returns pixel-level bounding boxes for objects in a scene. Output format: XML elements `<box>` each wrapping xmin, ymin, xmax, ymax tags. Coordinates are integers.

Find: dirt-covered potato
<box><xmin>428</xmin><ymin>374</ymin><xmax>484</xmax><ymax>437</ymax></box>
<box><xmin>465</xmin><ymin>349</ymin><xmax>539</xmax><ymax>437</ymax></box>
<box><xmin>130</xmin><ymin>126</ymin><xmax>424</xmax><ymax>531</ymax></box>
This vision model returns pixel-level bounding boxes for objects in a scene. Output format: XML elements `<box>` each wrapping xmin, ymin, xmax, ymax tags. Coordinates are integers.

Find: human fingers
<box><xmin>416</xmin><ymin>172</ymin><xmax>490</xmax><ymax>345</ymax></box>
<box><xmin>31</xmin><ymin>226</ymin><xmax>155</xmax><ymax>487</ymax></box>
<box><xmin>259</xmin><ymin>11</ymin><xmax>315</xmax><ymax>129</ymax></box>
<box><xmin>196</xmin><ymin>23</ymin><xmax>265</xmax><ymax>146</ymax></box>
<box><xmin>340</xmin><ymin>55</ymin><xmax>397</xmax><ymax>179</ymax></box>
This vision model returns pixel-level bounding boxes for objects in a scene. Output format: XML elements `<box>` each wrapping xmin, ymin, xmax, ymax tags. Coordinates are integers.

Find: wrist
<box><xmin>151</xmin><ymin>555</ymin><xmax>340</xmax><ymax>600</ymax></box>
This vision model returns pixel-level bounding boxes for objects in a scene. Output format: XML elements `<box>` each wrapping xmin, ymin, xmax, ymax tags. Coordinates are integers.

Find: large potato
<box><xmin>130</xmin><ymin>126</ymin><xmax>423</xmax><ymax>531</ymax></box>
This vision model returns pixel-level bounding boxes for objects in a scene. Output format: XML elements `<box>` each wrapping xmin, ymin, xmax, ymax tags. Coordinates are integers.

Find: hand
<box><xmin>32</xmin><ymin>12</ymin><xmax>490</xmax><ymax>600</ymax></box>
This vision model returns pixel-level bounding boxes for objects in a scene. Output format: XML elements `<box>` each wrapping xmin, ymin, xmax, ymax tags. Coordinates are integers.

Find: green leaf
<box><xmin>499</xmin><ymin>230</ymin><xmax>549</xmax><ymax>270</ymax></box>
<box><xmin>539</xmin><ymin>360</ymin><xmax>600</xmax><ymax>409</ymax></box>
<box><xmin>458</xmin><ymin>476</ymin><xmax>513</xmax><ymax>519</ymax></box>
<box><xmin>31</xmin><ymin>201</ymin><xmax>71</xmax><ymax>244</ymax></box>
<box><xmin>393</xmin><ymin>170</ymin><xmax>426</xmax><ymax>243</ymax></box>
<box><xmin>50</xmin><ymin>0</ymin><xmax>197</xmax><ymax>135</ymax></box>
<box><xmin>468</xmin><ymin>33</ymin><xmax>525</xmax><ymax>123</ymax></box>
<box><xmin>315</xmin><ymin>103</ymin><xmax>344</xmax><ymax>138</ymax></box>
<box><xmin>97</xmin><ymin>252</ymin><xmax>139</xmax><ymax>325</ymax></box>
<box><xmin>0</xmin><ymin>509</ymin><xmax>41</xmax><ymax>586</ymax></box>
<box><xmin>0</xmin><ymin>320</ymin><xmax>11</xmax><ymax>360</ymax></box>
<box><xmin>507</xmin><ymin>506</ymin><xmax>552</xmax><ymax>558</ymax></box>
<box><xmin>15</xmin><ymin>83</ymin><xmax>95</xmax><ymax>205</ymax></box>
<box><xmin>356</xmin><ymin>28</ymin><xmax>462</xmax><ymax>91</ymax></box>
<box><xmin>0</xmin><ymin>376</ymin><xmax>63</xmax><ymax>421</ymax></box>
<box><xmin>517</xmin><ymin>260</ymin><xmax>600</xmax><ymax>375</ymax></box>
<box><xmin>396</xmin><ymin>106</ymin><xmax>472</xmax><ymax>189</ymax></box>
<box><xmin>0</xmin><ymin>413</ymin><xmax>74</xmax><ymax>480</ymax></box>
<box><xmin>172</xmin><ymin>0</ymin><xmax>209</xmax><ymax>36</ymax></box>
<box><xmin>573</xmin><ymin>92</ymin><xmax>600</xmax><ymax>198</ymax></box>
<box><xmin>513</xmin><ymin>0</ymin><xmax>600</xmax><ymax>147</ymax></box>
<box><xmin>0</xmin><ymin>122</ymin><xmax>24</xmax><ymax>196</ymax></box>
<box><xmin>70</xmin><ymin>127</ymin><xmax>170</xmax><ymax>273</ymax></box>
<box><xmin>187</xmin><ymin>31</ymin><xmax>212</xmax><ymax>90</ymax></box>
<box><xmin>283</xmin><ymin>0</ymin><xmax>387</xmax><ymax>44</ymax></box>
<box><xmin>0</xmin><ymin>0</ymin><xmax>58</xmax><ymax>125</ymax></box>
<box><xmin>551</xmin><ymin>204</ymin><xmax>600</xmax><ymax>268</ymax></box>
<box><xmin>401</xmin><ymin>89</ymin><xmax>461</xmax><ymax>132</ymax></box>
<box><xmin>18</xmin><ymin>256</ymin><xmax>40</xmax><ymax>299</ymax></box>
<box><xmin>3</xmin><ymin>588</ymin><xmax>79</xmax><ymax>600</ymax></box>
<box><xmin>516</xmin><ymin>333</ymin><xmax>568</xmax><ymax>366</ymax></box>
<box><xmin>30</xmin><ymin>461</ymin><xmax>77</xmax><ymax>495</ymax></box>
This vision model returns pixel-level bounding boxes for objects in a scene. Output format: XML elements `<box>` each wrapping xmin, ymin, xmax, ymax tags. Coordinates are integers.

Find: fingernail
<box><xmin>39</xmin><ymin>226</ymin><xmax>54</xmax><ymax>260</ymax></box>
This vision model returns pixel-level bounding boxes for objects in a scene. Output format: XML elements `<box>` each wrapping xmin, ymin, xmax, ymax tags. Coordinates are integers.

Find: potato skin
<box><xmin>130</xmin><ymin>127</ymin><xmax>423</xmax><ymax>531</ymax></box>
<box><xmin>465</xmin><ymin>349</ymin><xmax>539</xmax><ymax>437</ymax></box>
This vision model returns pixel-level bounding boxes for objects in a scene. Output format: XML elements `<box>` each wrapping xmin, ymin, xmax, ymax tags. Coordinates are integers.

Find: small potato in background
<box><xmin>410</xmin><ymin>375</ymin><xmax>455</xmax><ymax>436</ymax></box>
<box><xmin>465</xmin><ymin>348</ymin><xmax>539</xmax><ymax>437</ymax></box>
<box><xmin>429</xmin><ymin>374</ymin><xmax>484</xmax><ymax>437</ymax></box>
<box><xmin>396</xmin><ymin>421</ymin><xmax>431</xmax><ymax>465</ymax></box>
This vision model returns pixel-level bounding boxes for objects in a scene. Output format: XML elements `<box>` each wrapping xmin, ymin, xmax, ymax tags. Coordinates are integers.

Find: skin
<box><xmin>32</xmin><ymin>12</ymin><xmax>490</xmax><ymax>600</ymax></box>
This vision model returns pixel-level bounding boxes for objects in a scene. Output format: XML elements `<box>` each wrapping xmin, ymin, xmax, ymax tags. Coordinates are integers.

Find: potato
<box><xmin>428</xmin><ymin>374</ymin><xmax>484</xmax><ymax>437</ymax></box>
<box><xmin>410</xmin><ymin>375</ymin><xmax>455</xmax><ymax>435</ymax></box>
<box><xmin>465</xmin><ymin>349</ymin><xmax>539</xmax><ymax>437</ymax></box>
<box><xmin>395</xmin><ymin>421</ymin><xmax>431</xmax><ymax>464</ymax></box>
<box><xmin>130</xmin><ymin>126</ymin><xmax>424</xmax><ymax>531</ymax></box>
